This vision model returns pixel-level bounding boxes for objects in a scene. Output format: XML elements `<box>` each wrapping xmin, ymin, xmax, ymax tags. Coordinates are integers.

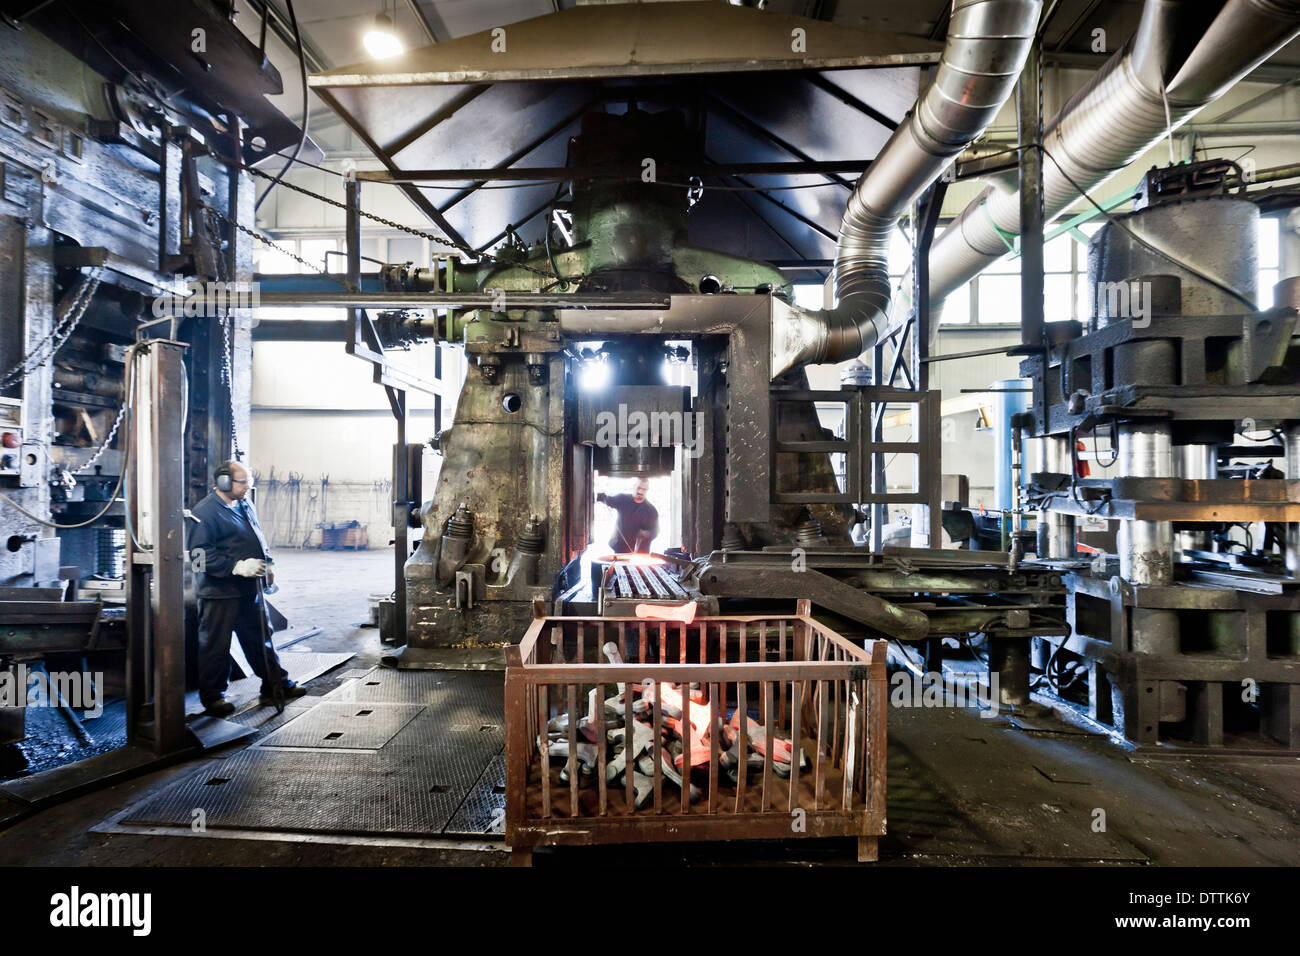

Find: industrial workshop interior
<box><xmin>1</xmin><ymin>0</ymin><xmax>1299</xmax><ymax>928</ymax></box>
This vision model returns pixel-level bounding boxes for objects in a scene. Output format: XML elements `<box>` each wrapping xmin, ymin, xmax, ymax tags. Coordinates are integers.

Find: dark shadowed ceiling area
<box><xmin>236</xmin><ymin>0</ymin><xmax>1300</xmax><ymax>270</ymax></box>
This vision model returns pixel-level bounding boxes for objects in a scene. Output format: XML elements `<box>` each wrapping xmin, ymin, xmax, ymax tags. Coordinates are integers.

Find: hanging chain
<box><xmin>0</xmin><ymin>266</ymin><xmax>119</xmax><ymax>476</ymax></box>
<box><xmin>76</xmin><ymin>399</ymin><xmax>127</xmax><ymax>474</ymax></box>
<box><xmin>204</xmin><ymin>207</ymin><xmax>245</xmax><ymax>461</ymax></box>
<box><xmin>0</xmin><ymin>268</ymin><xmax>103</xmax><ymax>390</ymax></box>
<box><xmin>206</xmin><ymin>204</ymin><xmax>342</xmax><ymax>282</ymax></box>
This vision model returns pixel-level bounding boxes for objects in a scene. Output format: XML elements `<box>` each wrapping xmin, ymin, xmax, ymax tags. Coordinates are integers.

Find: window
<box><xmin>942</xmin><ymin>282</ymin><xmax>972</xmax><ymax>325</ymax></box>
<box><xmin>978</xmin><ymin>274</ymin><xmax>1020</xmax><ymax>324</ymax></box>
<box><xmin>253</xmin><ymin>235</ymin><xmax>385</xmax><ymax>276</ymax></box>
<box><xmin>298</xmin><ymin>239</ymin><xmax>338</xmax><ymax>274</ymax></box>
<box><xmin>252</xmin><ymin>242</ymin><xmax>301</xmax><ymax>275</ymax></box>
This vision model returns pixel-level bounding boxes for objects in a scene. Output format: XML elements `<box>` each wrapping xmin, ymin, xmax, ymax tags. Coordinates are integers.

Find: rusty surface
<box><xmin>505</xmin><ymin>603</ymin><xmax>886</xmax><ymax>857</ymax></box>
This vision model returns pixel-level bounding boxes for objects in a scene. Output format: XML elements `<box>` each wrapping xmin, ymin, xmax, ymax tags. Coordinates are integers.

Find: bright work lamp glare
<box><xmin>363</xmin><ymin>14</ymin><xmax>404</xmax><ymax>59</ymax></box>
<box><xmin>579</xmin><ymin>360</ymin><xmax>610</xmax><ymax>392</ymax></box>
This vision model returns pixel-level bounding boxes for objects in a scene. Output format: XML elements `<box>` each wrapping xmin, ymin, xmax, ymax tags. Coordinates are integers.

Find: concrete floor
<box><xmin>1</xmin><ymin>547</ymin><xmax>1298</xmax><ymax>867</ymax></box>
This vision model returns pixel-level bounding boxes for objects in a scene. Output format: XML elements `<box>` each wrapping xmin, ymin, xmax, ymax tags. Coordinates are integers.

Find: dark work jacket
<box><xmin>604</xmin><ymin>494</ymin><xmax>659</xmax><ymax>553</ymax></box>
<box><xmin>189</xmin><ymin>491</ymin><xmax>271</xmax><ymax>599</ymax></box>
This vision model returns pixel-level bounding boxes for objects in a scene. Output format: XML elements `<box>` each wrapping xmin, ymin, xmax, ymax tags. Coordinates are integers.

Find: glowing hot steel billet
<box><xmin>634</xmin><ymin>600</ymin><xmax>697</xmax><ymax>624</ymax></box>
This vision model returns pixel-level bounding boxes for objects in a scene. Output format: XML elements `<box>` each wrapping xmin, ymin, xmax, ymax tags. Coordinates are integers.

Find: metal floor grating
<box><xmin>328</xmin><ymin>668</ymin><xmax>469</xmax><ymax>704</ymax></box>
<box><xmin>117</xmin><ymin>670</ymin><xmax>506</xmax><ymax>838</ymax></box>
<box><xmin>228</xmin><ymin>697</ymin><xmax>317</xmax><ymax>736</ymax></box>
<box><xmin>254</xmin><ymin>702</ymin><xmax>424</xmax><ymax>750</ymax></box>
<box><xmin>118</xmin><ymin>743</ymin><xmax>494</xmax><ymax>836</ymax></box>
<box><xmin>444</xmin><ymin>754</ymin><xmax>506</xmax><ymax>836</ymax></box>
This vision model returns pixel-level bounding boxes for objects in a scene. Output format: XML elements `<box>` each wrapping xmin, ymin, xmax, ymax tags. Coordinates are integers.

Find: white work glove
<box><xmin>232</xmin><ymin>558</ymin><xmax>266</xmax><ymax>578</ymax></box>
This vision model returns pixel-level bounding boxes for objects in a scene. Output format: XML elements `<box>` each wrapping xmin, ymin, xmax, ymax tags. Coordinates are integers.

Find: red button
<box><xmin>1</xmin><ymin>432</ymin><xmax>18</xmax><ymax>449</ymax></box>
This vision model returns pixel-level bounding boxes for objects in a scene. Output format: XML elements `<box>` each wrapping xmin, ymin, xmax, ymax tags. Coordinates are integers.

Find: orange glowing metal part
<box><xmin>729</xmin><ymin>711</ymin><xmax>794</xmax><ymax>764</ymax></box>
<box><xmin>659</xmin><ymin>683</ymin><xmax>712</xmax><ymax>769</ymax></box>
<box><xmin>597</xmin><ymin>552</ymin><xmax>667</xmax><ymax>567</ymax></box>
<box><xmin>633</xmin><ymin>600</ymin><xmax>697</xmax><ymax>624</ymax></box>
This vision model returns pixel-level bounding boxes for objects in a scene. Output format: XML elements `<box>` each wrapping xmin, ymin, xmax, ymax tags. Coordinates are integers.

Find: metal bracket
<box><xmin>455</xmin><ymin>569</ymin><xmax>476</xmax><ymax>610</ymax></box>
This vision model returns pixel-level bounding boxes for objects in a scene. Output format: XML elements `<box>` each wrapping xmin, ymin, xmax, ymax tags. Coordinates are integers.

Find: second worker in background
<box><xmin>597</xmin><ymin>476</ymin><xmax>659</xmax><ymax>554</ymax></box>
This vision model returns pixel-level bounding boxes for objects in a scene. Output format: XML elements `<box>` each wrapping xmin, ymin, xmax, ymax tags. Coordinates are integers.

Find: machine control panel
<box><xmin>0</xmin><ymin>397</ymin><xmax>21</xmax><ymax>479</ymax></box>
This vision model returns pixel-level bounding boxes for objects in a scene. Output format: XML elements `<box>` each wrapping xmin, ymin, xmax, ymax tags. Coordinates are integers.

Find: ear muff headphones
<box><xmin>214</xmin><ymin>465</ymin><xmax>233</xmax><ymax>493</ymax></box>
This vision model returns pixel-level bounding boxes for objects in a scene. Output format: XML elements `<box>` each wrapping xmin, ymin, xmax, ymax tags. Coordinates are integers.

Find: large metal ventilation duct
<box><xmin>893</xmin><ymin>0</ymin><xmax>1300</xmax><ymax>346</ymax></box>
<box><xmin>774</xmin><ymin>0</ymin><xmax>1042</xmax><ymax>374</ymax></box>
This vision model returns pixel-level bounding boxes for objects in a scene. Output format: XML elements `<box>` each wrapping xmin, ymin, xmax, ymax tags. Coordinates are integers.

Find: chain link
<box><xmin>207</xmin><ymin>204</ymin><xmax>344</xmax><ymax>283</ymax></box>
<box><xmin>0</xmin><ymin>268</ymin><xmax>103</xmax><ymax>390</ymax></box>
<box><xmin>76</xmin><ymin>399</ymin><xmax>127</xmax><ymax>474</ymax></box>
<box><xmin>204</xmin><ymin>208</ymin><xmax>245</xmax><ymax>461</ymax></box>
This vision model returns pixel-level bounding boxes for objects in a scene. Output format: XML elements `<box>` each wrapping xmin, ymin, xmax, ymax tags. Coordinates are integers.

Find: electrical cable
<box><xmin>0</xmin><ymin>476</ymin><xmax>125</xmax><ymax>530</ymax></box>
<box><xmin>254</xmin><ymin>0</ymin><xmax>308</xmax><ymax>214</ymax></box>
<box><xmin>121</xmin><ymin>348</ymin><xmax>151</xmax><ymax>554</ymax></box>
<box><xmin>1067</xmin><ymin>424</ymin><xmax>1111</xmax><ymax>516</ymax></box>
<box><xmin>543</xmin><ymin>181</ymin><xmax>574</xmax><ymax>290</ymax></box>
<box><xmin>61</xmin><ymin>2</ymin><xmax>177</xmax><ymax>115</ymax></box>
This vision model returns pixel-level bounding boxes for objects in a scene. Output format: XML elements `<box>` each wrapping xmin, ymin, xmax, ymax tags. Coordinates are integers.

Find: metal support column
<box><xmin>1017</xmin><ymin>35</ymin><xmax>1045</xmax><ymax>352</ymax></box>
<box><xmin>1118</xmin><ymin>422</ymin><xmax>1174</xmax><ymax>588</ymax></box>
<box><xmin>912</xmin><ymin>183</ymin><xmax>946</xmax><ymax>549</ymax></box>
<box><xmin>125</xmin><ymin>341</ymin><xmax>189</xmax><ymax>755</ymax></box>
<box><xmin>1038</xmin><ymin>435</ymin><xmax>1076</xmax><ymax>559</ymax></box>
<box><xmin>1176</xmin><ymin>443</ymin><xmax>1216</xmax><ymax>556</ymax></box>
<box><xmin>870</xmin><ymin>343</ymin><xmax>885</xmax><ymax>551</ymax></box>
<box><xmin>345</xmin><ymin>177</ymin><xmax>412</xmax><ymax>642</ymax></box>
<box><xmin>1007</xmin><ymin>43</ymin><xmax>1042</xmax><ymax>725</ymax></box>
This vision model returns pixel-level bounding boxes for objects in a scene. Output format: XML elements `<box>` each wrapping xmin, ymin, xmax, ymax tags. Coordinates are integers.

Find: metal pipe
<box><xmin>1009</xmin><ymin>422</ymin><xmax>1025</xmax><ymax>570</ymax></box>
<box><xmin>898</xmin><ymin>0</ymin><xmax>1300</xmax><ymax>348</ymax></box>
<box><xmin>992</xmin><ymin>378</ymin><xmax>1031</xmax><ymax>512</ymax></box>
<box><xmin>776</xmin><ymin>0</ymin><xmax>1042</xmax><ymax>374</ymax></box>
<box><xmin>1175</xmin><ymin>443</ymin><xmax>1216</xmax><ymax>555</ymax></box>
<box><xmin>1018</xmin><ymin>37</ymin><xmax>1045</xmax><ymax>350</ymax></box>
<box><xmin>1118</xmin><ymin>422</ymin><xmax>1173</xmax><ymax>586</ymax></box>
<box><xmin>1038</xmin><ymin>435</ymin><xmax>1076</xmax><ymax>559</ymax></box>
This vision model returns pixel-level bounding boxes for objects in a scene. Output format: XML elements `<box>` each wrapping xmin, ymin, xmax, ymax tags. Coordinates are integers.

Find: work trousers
<box><xmin>197</xmin><ymin>591</ymin><xmax>288</xmax><ymax>704</ymax></box>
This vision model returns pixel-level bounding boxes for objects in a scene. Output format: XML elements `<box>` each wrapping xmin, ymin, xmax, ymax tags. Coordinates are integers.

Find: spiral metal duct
<box><xmin>890</xmin><ymin>0</ymin><xmax>1300</xmax><ymax>348</ymax></box>
<box><xmin>774</xmin><ymin>0</ymin><xmax>1042</xmax><ymax>374</ymax></box>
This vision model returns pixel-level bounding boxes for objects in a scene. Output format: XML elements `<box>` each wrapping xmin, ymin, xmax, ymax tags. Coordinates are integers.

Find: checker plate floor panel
<box><xmin>255</xmin><ymin>702</ymin><xmax>424</xmax><ymax>750</ymax></box>
<box><xmin>331</xmin><ymin>669</ymin><xmax>470</xmax><ymax>704</ymax></box>
<box><xmin>119</xmin><ymin>670</ymin><xmax>506</xmax><ymax>838</ymax></box>
<box><xmin>444</xmin><ymin>755</ymin><xmax>507</xmax><ymax>836</ymax></box>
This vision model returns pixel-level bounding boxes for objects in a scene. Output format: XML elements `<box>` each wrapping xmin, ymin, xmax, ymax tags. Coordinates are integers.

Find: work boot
<box><xmin>259</xmin><ymin>681</ymin><xmax>307</xmax><ymax>706</ymax></box>
<box><xmin>203</xmin><ymin>696</ymin><xmax>236</xmax><ymax>717</ymax></box>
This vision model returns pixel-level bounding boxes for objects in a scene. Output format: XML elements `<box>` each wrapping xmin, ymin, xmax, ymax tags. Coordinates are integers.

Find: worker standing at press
<box><xmin>597</xmin><ymin>476</ymin><xmax>659</xmax><ymax>553</ymax></box>
<box><xmin>189</xmin><ymin>460</ymin><xmax>306</xmax><ymax>716</ymax></box>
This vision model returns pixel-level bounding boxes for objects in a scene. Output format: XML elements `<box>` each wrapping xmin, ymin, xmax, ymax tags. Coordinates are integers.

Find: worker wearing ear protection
<box><xmin>189</xmin><ymin>460</ymin><xmax>306</xmax><ymax>717</ymax></box>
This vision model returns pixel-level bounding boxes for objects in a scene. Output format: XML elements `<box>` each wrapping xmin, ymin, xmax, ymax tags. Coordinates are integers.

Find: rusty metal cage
<box><xmin>504</xmin><ymin>600</ymin><xmax>886</xmax><ymax>864</ymax></box>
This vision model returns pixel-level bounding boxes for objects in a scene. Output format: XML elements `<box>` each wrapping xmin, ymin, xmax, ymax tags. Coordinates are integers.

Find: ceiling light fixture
<box><xmin>363</xmin><ymin>11</ymin><xmax>404</xmax><ymax>59</ymax></box>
